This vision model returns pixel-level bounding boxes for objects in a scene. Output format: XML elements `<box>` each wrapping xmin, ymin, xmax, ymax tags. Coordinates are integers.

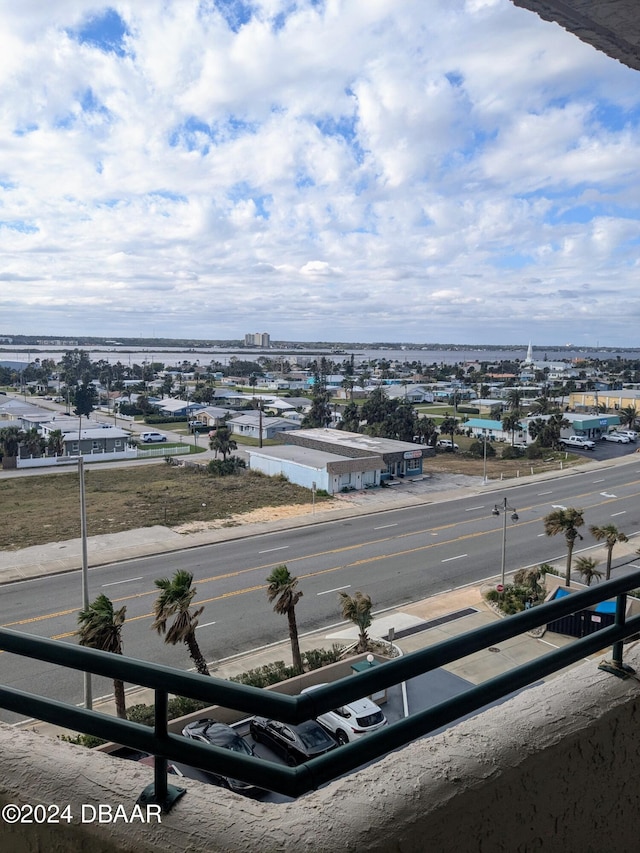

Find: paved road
<box><xmin>1</xmin><ymin>453</ymin><xmax>639</xmax><ymax>719</ymax></box>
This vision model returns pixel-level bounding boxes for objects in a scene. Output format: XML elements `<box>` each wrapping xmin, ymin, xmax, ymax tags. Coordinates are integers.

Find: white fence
<box><xmin>17</xmin><ymin>448</ymin><xmax>139</xmax><ymax>469</ymax></box>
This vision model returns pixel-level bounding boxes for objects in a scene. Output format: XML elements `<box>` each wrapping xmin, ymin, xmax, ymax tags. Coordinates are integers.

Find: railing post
<box><xmin>136</xmin><ymin>688</ymin><xmax>186</xmax><ymax>813</ymax></box>
<box><xmin>612</xmin><ymin>593</ymin><xmax>627</xmax><ymax>668</ymax></box>
<box><xmin>598</xmin><ymin>593</ymin><xmax>636</xmax><ymax>679</ymax></box>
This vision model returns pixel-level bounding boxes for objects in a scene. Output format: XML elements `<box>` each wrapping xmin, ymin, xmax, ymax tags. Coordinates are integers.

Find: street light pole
<box><xmin>482</xmin><ymin>429</ymin><xmax>488</xmax><ymax>485</ymax></box>
<box><xmin>77</xmin><ymin>455</ymin><xmax>92</xmax><ymax>710</ymax></box>
<box><xmin>493</xmin><ymin>497</ymin><xmax>519</xmax><ymax>590</ymax></box>
<box><xmin>62</xmin><ymin>455</ymin><xmax>93</xmax><ymax>710</ymax></box>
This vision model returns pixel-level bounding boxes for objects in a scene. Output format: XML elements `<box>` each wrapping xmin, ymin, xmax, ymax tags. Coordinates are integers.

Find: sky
<box><xmin>2</xmin><ymin>1</ymin><xmax>640</xmax><ymax>347</ymax></box>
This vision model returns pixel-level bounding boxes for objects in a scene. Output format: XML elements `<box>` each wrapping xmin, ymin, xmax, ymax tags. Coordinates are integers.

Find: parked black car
<box><xmin>249</xmin><ymin>716</ymin><xmax>338</xmax><ymax>765</ymax></box>
<box><xmin>181</xmin><ymin>719</ymin><xmax>257</xmax><ymax>792</ymax></box>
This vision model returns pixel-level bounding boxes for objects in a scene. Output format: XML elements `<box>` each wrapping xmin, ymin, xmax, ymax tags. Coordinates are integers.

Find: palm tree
<box><xmin>266</xmin><ymin>564</ymin><xmax>303</xmax><ymax>673</ymax></box>
<box><xmin>0</xmin><ymin>426</ymin><xmax>25</xmax><ymax>469</ymax></box>
<box><xmin>77</xmin><ymin>594</ymin><xmax>127</xmax><ymax>719</ymax></box>
<box><xmin>501</xmin><ymin>411</ymin><xmax>522</xmax><ymax>446</ymax></box>
<box><xmin>543</xmin><ymin>507</ymin><xmax>585</xmax><ymax>587</ymax></box>
<box><xmin>439</xmin><ymin>416</ymin><xmax>458</xmax><ymax>450</ymax></box>
<box><xmin>575</xmin><ymin>556</ymin><xmax>603</xmax><ymax>587</ymax></box>
<box><xmin>47</xmin><ymin>429</ymin><xmax>65</xmax><ymax>457</ymax></box>
<box><xmin>619</xmin><ymin>405</ymin><xmax>638</xmax><ymax>430</ymax></box>
<box><xmin>589</xmin><ymin>524</ymin><xmax>628</xmax><ymax>580</ymax></box>
<box><xmin>209</xmin><ymin>426</ymin><xmax>237</xmax><ymax>460</ymax></box>
<box><xmin>505</xmin><ymin>389</ymin><xmax>522</xmax><ymax>413</ymax></box>
<box><xmin>339</xmin><ymin>590</ymin><xmax>373</xmax><ymax>653</ymax></box>
<box><xmin>152</xmin><ymin>570</ymin><xmax>210</xmax><ymax>675</ymax></box>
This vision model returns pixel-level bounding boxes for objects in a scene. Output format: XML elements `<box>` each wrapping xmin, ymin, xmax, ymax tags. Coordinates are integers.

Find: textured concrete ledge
<box><xmin>1</xmin><ymin>646</ymin><xmax>639</xmax><ymax>852</ymax></box>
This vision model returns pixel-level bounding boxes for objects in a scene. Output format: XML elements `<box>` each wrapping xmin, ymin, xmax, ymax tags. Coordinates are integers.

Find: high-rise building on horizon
<box><xmin>244</xmin><ymin>332</ymin><xmax>270</xmax><ymax>348</ymax></box>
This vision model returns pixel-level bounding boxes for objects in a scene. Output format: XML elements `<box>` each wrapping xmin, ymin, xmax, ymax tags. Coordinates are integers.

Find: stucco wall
<box><xmin>2</xmin><ymin>646</ymin><xmax>639</xmax><ymax>852</ymax></box>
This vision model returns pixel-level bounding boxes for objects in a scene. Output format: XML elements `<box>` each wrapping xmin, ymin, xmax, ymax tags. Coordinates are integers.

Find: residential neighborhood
<box><xmin>1</xmin><ymin>342</ymin><xmax>639</xmax><ymax>484</ymax></box>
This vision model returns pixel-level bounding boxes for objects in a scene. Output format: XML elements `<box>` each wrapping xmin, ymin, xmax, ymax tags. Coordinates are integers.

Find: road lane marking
<box><xmin>592</xmin><ymin>479</ymin><xmax>605</xmax><ymax>483</ymax></box>
<box><xmin>611</xmin><ymin>511</ymin><xmax>626</xmax><ymax>517</ymax></box>
<box><xmin>102</xmin><ymin>577</ymin><xmax>143</xmax><ymax>587</ymax></box>
<box><xmin>196</xmin><ymin>620</ymin><xmax>216</xmax><ymax>629</ymax></box>
<box><xmin>317</xmin><ymin>585</ymin><xmax>351</xmax><ymax>596</ymax></box>
<box><xmin>465</xmin><ymin>506</ymin><xmax>484</xmax><ymax>511</ymax></box>
<box><xmin>537</xmin><ymin>491</ymin><xmax>552</xmax><ymax>496</ymax></box>
<box><xmin>442</xmin><ymin>554</ymin><xmax>467</xmax><ymax>563</ymax></box>
<box><xmin>600</xmin><ymin>492</ymin><xmax>617</xmax><ymax>498</ymax></box>
<box><xmin>258</xmin><ymin>546</ymin><xmax>289</xmax><ymax>554</ymax></box>
<box><xmin>373</xmin><ymin>524</ymin><xmax>398</xmax><ymax>530</ymax></box>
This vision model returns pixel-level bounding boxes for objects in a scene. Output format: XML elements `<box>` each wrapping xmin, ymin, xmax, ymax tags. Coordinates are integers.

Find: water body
<box><xmin>2</xmin><ymin>344</ymin><xmax>639</xmax><ymax>368</ymax></box>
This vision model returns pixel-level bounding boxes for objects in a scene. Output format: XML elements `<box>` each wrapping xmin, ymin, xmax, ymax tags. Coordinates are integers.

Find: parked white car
<box><xmin>436</xmin><ymin>439</ymin><xmax>459</xmax><ymax>450</ymax></box>
<box><xmin>616</xmin><ymin>430</ymin><xmax>637</xmax><ymax>442</ymax></box>
<box><xmin>140</xmin><ymin>431</ymin><xmax>167</xmax><ymax>443</ymax></box>
<box><xmin>301</xmin><ymin>683</ymin><xmax>387</xmax><ymax>744</ymax></box>
<box><xmin>601</xmin><ymin>432</ymin><xmax>630</xmax><ymax>443</ymax></box>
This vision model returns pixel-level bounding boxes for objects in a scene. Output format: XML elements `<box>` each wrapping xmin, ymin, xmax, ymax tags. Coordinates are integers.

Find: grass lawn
<box><xmin>0</xmin><ymin>467</ymin><xmax>324</xmax><ymax>551</ymax></box>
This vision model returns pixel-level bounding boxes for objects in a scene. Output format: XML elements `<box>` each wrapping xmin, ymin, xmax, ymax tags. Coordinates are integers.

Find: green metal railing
<box><xmin>1</xmin><ymin>571</ymin><xmax>640</xmax><ymax>808</ymax></box>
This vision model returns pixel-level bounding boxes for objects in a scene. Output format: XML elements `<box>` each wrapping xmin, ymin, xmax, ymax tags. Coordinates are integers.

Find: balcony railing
<box><xmin>1</xmin><ymin>571</ymin><xmax>639</xmax><ymax>810</ymax></box>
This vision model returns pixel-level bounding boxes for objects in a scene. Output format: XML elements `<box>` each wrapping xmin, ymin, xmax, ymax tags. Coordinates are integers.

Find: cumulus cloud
<box><xmin>1</xmin><ymin>0</ymin><xmax>640</xmax><ymax>344</ymax></box>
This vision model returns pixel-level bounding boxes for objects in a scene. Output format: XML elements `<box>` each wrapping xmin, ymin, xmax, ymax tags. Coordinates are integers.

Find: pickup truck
<box><xmin>559</xmin><ymin>435</ymin><xmax>596</xmax><ymax>451</ymax></box>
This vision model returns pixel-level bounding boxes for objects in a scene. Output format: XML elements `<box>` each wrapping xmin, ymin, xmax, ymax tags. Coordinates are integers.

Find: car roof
<box><xmin>301</xmin><ymin>684</ymin><xmax>380</xmax><ymax>714</ymax></box>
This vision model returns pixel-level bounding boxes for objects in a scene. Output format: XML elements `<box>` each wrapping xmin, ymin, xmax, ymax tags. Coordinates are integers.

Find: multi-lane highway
<box><xmin>2</xmin><ymin>458</ymin><xmax>640</xmax><ymax>721</ymax></box>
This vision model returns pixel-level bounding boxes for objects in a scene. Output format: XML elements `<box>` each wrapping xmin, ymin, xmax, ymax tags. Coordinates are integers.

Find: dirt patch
<box><xmin>172</xmin><ymin>502</ymin><xmax>332</xmax><ymax>533</ymax></box>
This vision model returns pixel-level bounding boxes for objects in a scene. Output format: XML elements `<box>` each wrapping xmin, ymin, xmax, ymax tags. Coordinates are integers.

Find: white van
<box><xmin>140</xmin><ymin>431</ymin><xmax>167</xmax><ymax>443</ymax></box>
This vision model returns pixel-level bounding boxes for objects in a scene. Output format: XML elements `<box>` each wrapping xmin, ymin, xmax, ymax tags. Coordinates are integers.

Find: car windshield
<box><xmin>297</xmin><ymin>722</ymin><xmax>333</xmax><ymax>749</ymax></box>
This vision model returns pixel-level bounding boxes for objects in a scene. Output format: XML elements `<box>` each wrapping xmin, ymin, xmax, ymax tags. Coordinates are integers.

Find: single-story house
<box><xmin>153</xmin><ymin>398</ymin><xmax>206</xmax><ymax>418</ymax></box>
<box><xmin>194</xmin><ymin>406</ymin><xmax>236</xmax><ymax>428</ymax></box>
<box><xmin>279</xmin><ymin>428</ymin><xmax>433</xmax><ymax>479</ymax></box>
<box><xmin>384</xmin><ymin>385</ymin><xmax>434</xmax><ymax>404</ymax></box>
<box><xmin>247</xmin><ymin>445</ymin><xmax>383</xmax><ymax>494</ymax></box>
<box><xmin>227</xmin><ymin>414</ymin><xmax>300</xmax><ymax>441</ymax></box>
<box><xmin>263</xmin><ymin>397</ymin><xmax>313</xmax><ymax>415</ymax></box>
<box><xmin>464</xmin><ymin>418</ymin><xmax>527</xmax><ymax>444</ymax></box>
<box><xmin>18</xmin><ymin>425</ymin><xmax>132</xmax><ymax>461</ymax></box>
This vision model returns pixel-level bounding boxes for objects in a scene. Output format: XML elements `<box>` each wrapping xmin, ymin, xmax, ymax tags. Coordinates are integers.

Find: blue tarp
<box><xmin>551</xmin><ymin>585</ymin><xmax>616</xmax><ymax>613</ymax></box>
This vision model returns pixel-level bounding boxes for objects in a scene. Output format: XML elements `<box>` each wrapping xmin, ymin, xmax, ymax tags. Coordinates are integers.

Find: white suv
<box><xmin>140</xmin><ymin>431</ymin><xmax>167</xmax><ymax>443</ymax></box>
<box><xmin>301</xmin><ymin>683</ymin><xmax>387</xmax><ymax>744</ymax></box>
<box><xmin>436</xmin><ymin>439</ymin><xmax>459</xmax><ymax>450</ymax></box>
<box><xmin>616</xmin><ymin>430</ymin><xmax>637</xmax><ymax>442</ymax></box>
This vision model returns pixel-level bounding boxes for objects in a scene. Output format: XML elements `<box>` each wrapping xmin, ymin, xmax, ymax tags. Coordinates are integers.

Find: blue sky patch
<box><xmin>70</xmin><ymin>8</ymin><xmax>129</xmax><ymax>57</ymax></box>
<box><xmin>13</xmin><ymin>123</ymin><xmax>38</xmax><ymax>137</ymax></box>
<box><xmin>0</xmin><ymin>220</ymin><xmax>38</xmax><ymax>233</ymax></box>
<box><xmin>213</xmin><ymin>0</ymin><xmax>254</xmax><ymax>33</ymax></box>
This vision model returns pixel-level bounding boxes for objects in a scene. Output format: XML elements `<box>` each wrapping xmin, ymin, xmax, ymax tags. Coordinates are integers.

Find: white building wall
<box><xmin>249</xmin><ymin>456</ymin><xmax>330</xmax><ymax>492</ymax></box>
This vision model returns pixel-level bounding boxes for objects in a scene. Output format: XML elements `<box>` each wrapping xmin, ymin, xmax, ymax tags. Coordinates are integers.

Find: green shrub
<box><xmin>208</xmin><ymin>456</ymin><xmax>246</xmax><ymax>476</ymax></box>
<box><xmin>230</xmin><ymin>646</ymin><xmax>345</xmax><ymax>687</ymax></box>
<box><xmin>126</xmin><ymin>703</ymin><xmax>156</xmax><ymax>726</ymax></box>
<box><xmin>231</xmin><ymin>660</ymin><xmax>296</xmax><ymax>688</ymax></box>
<box><xmin>59</xmin><ymin>733</ymin><xmax>106</xmax><ymax>748</ymax></box>
<box><xmin>167</xmin><ymin>696</ymin><xmax>210</xmax><ymax>718</ymax></box>
<box><xmin>501</xmin><ymin>445</ymin><xmax>526</xmax><ymax>459</ymax></box>
<box><xmin>526</xmin><ymin>444</ymin><xmax>543</xmax><ymax>459</ymax></box>
<box><xmin>468</xmin><ymin>440</ymin><xmax>496</xmax><ymax>458</ymax></box>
